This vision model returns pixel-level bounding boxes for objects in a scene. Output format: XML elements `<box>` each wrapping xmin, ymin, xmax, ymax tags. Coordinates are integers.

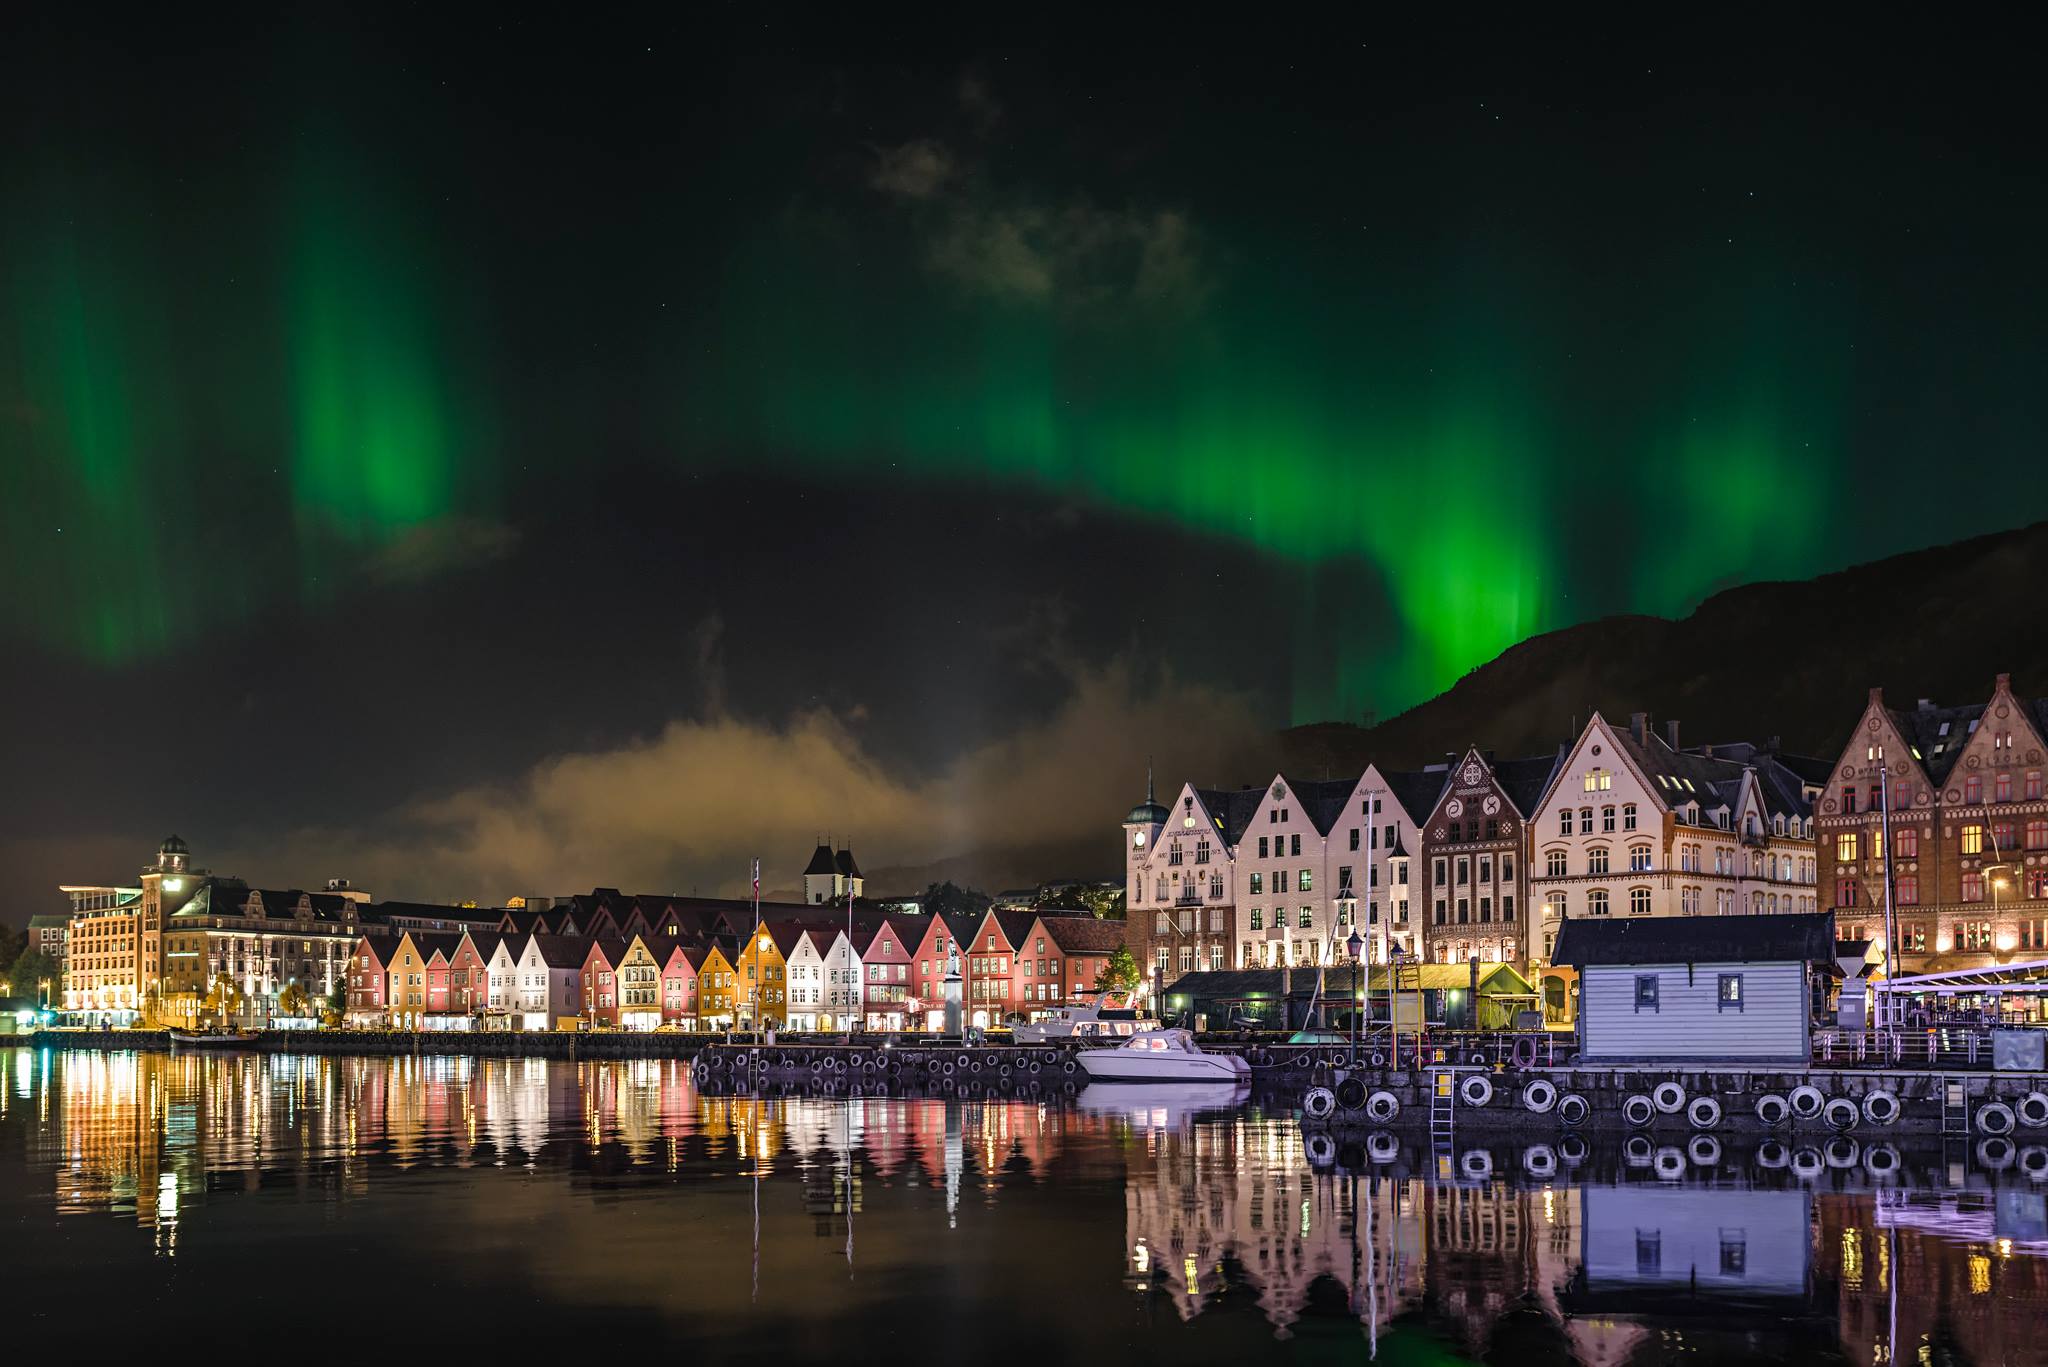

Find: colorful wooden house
<box><xmin>346</xmin><ymin>935</ymin><xmax>398</xmax><ymax>1025</ymax></box>
<box><xmin>514</xmin><ymin>934</ymin><xmax>589</xmax><ymax>1029</ymax></box>
<box><xmin>733</xmin><ymin>924</ymin><xmax>798</xmax><ymax>1029</ymax></box>
<box><xmin>856</xmin><ymin>916</ymin><xmax>917</xmax><ymax>1030</ymax></box>
<box><xmin>448</xmin><ymin>931</ymin><xmax>499</xmax><ymax>1016</ymax></box>
<box><xmin>661</xmin><ymin>942</ymin><xmax>701</xmax><ymax>1026</ymax></box>
<box><xmin>579</xmin><ymin>938</ymin><xmax>628</xmax><ymax>1027</ymax></box>
<box><xmin>1034</xmin><ymin>915</ymin><xmax>1125</xmax><ymax>1011</ymax></box>
<box><xmin>782</xmin><ymin>927</ymin><xmax>830</xmax><ymax>1031</ymax></box>
<box><xmin>485</xmin><ymin>934</ymin><xmax>525</xmax><ymax>1018</ymax></box>
<box><xmin>612</xmin><ymin>934</ymin><xmax>685</xmax><ymax>1031</ymax></box>
<box><xmin>696</xmin><ymin>942</ymin><xmax>738</xmax><ymax>1028</ymax></box>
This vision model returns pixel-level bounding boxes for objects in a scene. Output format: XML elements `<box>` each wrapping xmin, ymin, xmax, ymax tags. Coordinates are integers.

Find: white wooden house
<box><xmin>1552</xmin><ymin>912</ymin><xmax>1837</xmax><ymax>1065</ymax></box>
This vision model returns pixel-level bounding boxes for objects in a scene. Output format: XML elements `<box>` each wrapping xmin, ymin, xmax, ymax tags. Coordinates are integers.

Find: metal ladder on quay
<box><xmin>1941</xmin><ymin>1078</ymin><xmax>1970</xmax><ymax>1136</ymax></box>
<box><xmin>1428</xmin><ymin>1066</ymin><xmax>1457</xmax><ymax>1150</ymax></box>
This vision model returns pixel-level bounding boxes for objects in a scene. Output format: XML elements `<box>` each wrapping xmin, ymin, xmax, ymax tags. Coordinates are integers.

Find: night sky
<box><xmin>5</xmin><ymin>12</ymin><xmax>2046</xmax><ymax>908</ymax></box>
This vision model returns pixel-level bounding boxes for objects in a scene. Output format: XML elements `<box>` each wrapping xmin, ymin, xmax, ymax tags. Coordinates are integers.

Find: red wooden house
<box><xmin>346</xmin><ymin>935</ymin><xmax>398</xmax><ymax>1024</ymax></box>
<box><xmin>579</xmin><ymin>938</ymin><xmax>628</xmax><ymax>1027</ymax></box>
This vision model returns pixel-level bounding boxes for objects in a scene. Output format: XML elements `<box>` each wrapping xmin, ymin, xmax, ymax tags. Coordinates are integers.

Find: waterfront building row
<box><xmin>1126</xmin><ymin>673</ymin><xmax>2048</xmax><ymax>1012</ymax></box>
<box><xmin>344</xmin><ymin>902</ymin><xmax>1123</xmax><ymax>1032</ymax></box>
<box><xmin>1123</xmin><ymin>713</ymin><xmax>1822</xmax><ymax>1012</ymax></box>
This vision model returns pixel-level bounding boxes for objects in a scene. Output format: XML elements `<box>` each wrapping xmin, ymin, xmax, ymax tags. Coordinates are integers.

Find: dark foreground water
<box><xmin>4</xmin><ymin>1050</ymin><xmax>2046</xmax><ymax>1364</ymax></box>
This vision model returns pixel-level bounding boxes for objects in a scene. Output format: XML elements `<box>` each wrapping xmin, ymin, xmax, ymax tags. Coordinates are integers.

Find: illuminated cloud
<box><xmin>245</xmin><ymin>658</ymin><xmax>1267</xmax><ymax>902</ymax></box>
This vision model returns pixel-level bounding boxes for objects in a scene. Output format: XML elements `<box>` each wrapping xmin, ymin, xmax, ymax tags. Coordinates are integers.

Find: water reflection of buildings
<box><xmin>1124</xmin><ymin>1116</ymin><xmax>1415</xmax><ymax>1334</ymax></box>
<box><xmin>1821</xmin><ymin>1188</ymin><xmax>2048</xmax><ymax>1367</ymax></box>
<box><xmin>19</xmin><ymin>1048</ymin><xmax>2048</xmax><ymax>1366</ymax></box>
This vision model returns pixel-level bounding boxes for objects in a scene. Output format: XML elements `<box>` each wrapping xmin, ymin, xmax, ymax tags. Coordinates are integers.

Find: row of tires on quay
<box><xmin>1302</xmin><ymin>1073</ymin><xmax>2048</xmax><ymax>1136</ymax></box>
<box><xmin>693</xmin><ymin>1047</ymin><xmax>1084</xmax><ymax>1084</ymax></box>
<box><xmin>1249</xmin><ymin>1038</ymin><xmax>1555</xmax><ymax>1072</ymax></box>
<box><xmin>1301</xmin><ymin>1129</ymin><xmax>2048</xmax><ymax>1184</ymax></box>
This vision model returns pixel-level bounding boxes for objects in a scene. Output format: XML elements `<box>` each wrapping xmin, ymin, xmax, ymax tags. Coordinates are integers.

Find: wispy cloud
<box><xmin>867</xmin><ymin>138</ymin><xmax>954</xmax><ymax>200</ymax></box>
<box><xmin>867</xmin><ymin>121</ymin><xmax>1212</xmax><ymax>315</ymax></box>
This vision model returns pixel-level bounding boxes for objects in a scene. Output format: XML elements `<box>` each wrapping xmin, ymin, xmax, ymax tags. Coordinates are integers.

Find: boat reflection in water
<box><xmin>6</xmin><ymin>1049</ymin><xmax>2048</xmax><ymax>1363</ymax></box>
<box><xmin>1075</xmin><ymin>1079</ymin><xmax>1251</xmax><ymax>1128</ymax></box>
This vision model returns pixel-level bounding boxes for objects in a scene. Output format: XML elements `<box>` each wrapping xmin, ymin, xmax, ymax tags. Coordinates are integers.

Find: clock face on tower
<box><xmin>1132</xmin><ymin>832</ymin><xmax>1147</xmax><ymax>848</ymax></box>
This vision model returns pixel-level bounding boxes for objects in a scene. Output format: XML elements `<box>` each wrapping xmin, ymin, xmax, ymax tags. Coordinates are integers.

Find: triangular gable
<box><xmin>1937</xmin><ymin>674</ymin><xmax>2048</xmax><ymax>804</ymax></box>
<box><xmin>1419</xmin><ymin>749</ymin><xmax>1525</xmax><ymax>843</ymax></box>
<box><xmin>1532</xmin><ymin>713</ymin><xmax>1663</xmax><ymax>821</ymax></box>
<box><xmin>1820</xmin><ymin>689</ymin><xmax>1934</xmax><ymax>818</ymax></box>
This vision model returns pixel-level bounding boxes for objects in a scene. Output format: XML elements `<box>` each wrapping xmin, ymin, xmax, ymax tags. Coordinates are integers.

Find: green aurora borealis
<box><xmin>5</xmin><ymin>18</ymin><xmax>2046</xmax><ymax>724</ymax></box>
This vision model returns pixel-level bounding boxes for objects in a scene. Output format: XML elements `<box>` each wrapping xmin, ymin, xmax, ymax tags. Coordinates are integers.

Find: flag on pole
<box><xmin>752</xmin><ymin>858</ymin><xmax>760</xmax><ymax>901</ymax></box>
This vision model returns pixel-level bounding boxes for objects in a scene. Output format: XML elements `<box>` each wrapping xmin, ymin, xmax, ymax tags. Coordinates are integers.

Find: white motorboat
<box><xmin>1013</xmin><ymin>1000</ymin><xmax>1144</xmax><ymax>1045</ymax></box>
<box><xmin>1075</xmin><ymin>1028</ymin><xmax>1252</xmax><ymax>1084</ymax></box>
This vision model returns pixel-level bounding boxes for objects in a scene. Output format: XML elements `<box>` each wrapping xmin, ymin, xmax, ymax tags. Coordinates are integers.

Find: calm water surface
<box><xmin>3</xmin><ymin>1049</ymin><xmax>2045</xmax><ymax>1364</ymax></box>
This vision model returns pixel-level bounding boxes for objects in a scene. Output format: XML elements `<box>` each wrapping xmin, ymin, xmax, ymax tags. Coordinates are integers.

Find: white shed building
<box><xmin>1552</xmin><ymin>911</ymin><xmax>1837</xmax><ymax>1066</ymax></box>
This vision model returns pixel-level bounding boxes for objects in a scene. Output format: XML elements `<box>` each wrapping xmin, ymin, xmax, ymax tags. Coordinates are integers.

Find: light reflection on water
<box><xmin>4</xmin><ymin>1048</ymin><xmax>2047</xmax><ymax>1364</ymax></box>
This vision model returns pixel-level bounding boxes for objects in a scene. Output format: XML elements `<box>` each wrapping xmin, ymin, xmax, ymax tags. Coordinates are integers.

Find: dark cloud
<box><xmin>362</xmin><ymin>517</ymin><xmax>521</xmax><ymax>585</ymax></box>
<box><xmin>868</xmin><ymin>138</ymin><xmax>955</xmax><ymax>200</ymax></box>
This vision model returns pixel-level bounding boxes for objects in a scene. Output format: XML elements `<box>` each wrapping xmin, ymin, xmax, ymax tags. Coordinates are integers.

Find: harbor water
<box><xmin>2</xmin><ymin>1047</ymin><xmax>2044</xmax><ymax>1363</ymax></box>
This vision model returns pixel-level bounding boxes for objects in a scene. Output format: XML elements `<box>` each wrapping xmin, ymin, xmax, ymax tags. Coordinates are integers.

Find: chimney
<box><xmin>1768</xmin><ymin>734</ymin><xmax>1781</xmax><ymax>753</ymax></box>
<box><xmin>1630</xmin><ymin>711</ymin><xmax>1650</xmax><ymax>745</ymax></box>
<box><xmin>1917</xmin><ymin>699</ymin><xmax>1934</xmax><ymax>712</ymax></box>
<box><xmin>1666</xmin><ymin>719</ymin><xmax>1681</xmax><ymax>749</ymax></box>
<box><xmin>1484</xmin><ymin>749</ymin><xmax>1497</xmax><ymax>764</ymax></box>
<box><xmin>1445</xmin><ymin>751</ymin><xmax>1457</xmax><ymax>767</ymax></box>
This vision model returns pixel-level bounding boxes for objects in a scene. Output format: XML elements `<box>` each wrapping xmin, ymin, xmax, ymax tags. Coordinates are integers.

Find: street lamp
<box><xmin>1345</xmin><ymin>929</ymin><xmax>1364</xmax><ymax>1067</ymax></box>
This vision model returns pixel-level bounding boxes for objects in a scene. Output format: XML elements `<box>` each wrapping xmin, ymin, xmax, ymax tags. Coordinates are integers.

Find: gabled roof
<box><xmin>582</xmin><ymin>936</ymin><xmax>629</xmax><ymax>969</ymax></box>
<box><xmin>803</xmin><ymin>844</ymin><xmax>838</xmax><ymax>877</ymax></box>
<box><xmin>991</xmin><ymin>909</ymin><xmax>1037</xmax><ymax>949</ymax></box>
<box><xmin>1382</xmin><ymin>768</ymin><xmax>1451</xmax><ymax>825</ymax></box>
<box><xmin>1886</xmin><ymin>699</ymin><xmax>1987</xmax><ymax>784</ymax></box>
<box><xmin>1287</xmin><ymin>777</ymin><xmax>1360</xmax><ymax>836</ymax></box>
<box><xmin>403</xmin><ymin>932</ymin><xmax>463</xmax><ymax>965</ymax></box>
<box><xmin>834</xmin><ymin>848</ymin><xmax>862</xmax><ymax>879</ymax></box>
<box><xmin>1551</xmin><ymin>912</ymin><xmax>1838</xmax><ymax>967</ymax></box>
<box><xmin>1606</xmin><ymin>719</ymin><xmax>1816</xmax><ymax>821</ymax></box>
<box><xmin>1193</xmin><ymin>786</ymin><xmax>1266</xmax><ymax>847</ymax></box>
<box><xmin>529</xmin><ymin>934</ymin><xmax>592</xmax><ymax>969</ymax></box>
<box><xmin>764</xmin><ymin>922</ymin><xmax>808</xmax><ymax>958</ymax></box>
<box><xmin>460</xmin><ymin>930</ymin><xmax>505</xmax><ymax>964</ymax></box>
<box><xmin>1037</xmin><ymin>917</ymin><xmax>1126</xmax><ymax>955</ymax></box>
<box><xmin>1491</xmin><ymin>753</ymin><xmax>1563</xmax><ymax>818</ymax></box>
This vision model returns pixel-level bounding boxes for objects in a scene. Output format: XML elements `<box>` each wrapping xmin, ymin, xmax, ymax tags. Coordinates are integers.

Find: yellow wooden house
<box><xmin>696</xmin><ymin>943</ymin><xmax>738</xmax><ymax>1028</ymax></box>
<box><xmin>732</xmin><ymin>924</ymin><xmax>797</xmax><ymax>1029</ymax></box>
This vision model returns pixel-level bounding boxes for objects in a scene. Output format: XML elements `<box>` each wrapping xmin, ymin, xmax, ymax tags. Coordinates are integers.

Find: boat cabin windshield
<box><xmin>1128</xmin><ymin>1030</ymin><xmax>1194</xmax><ymax>1052</ymax></box>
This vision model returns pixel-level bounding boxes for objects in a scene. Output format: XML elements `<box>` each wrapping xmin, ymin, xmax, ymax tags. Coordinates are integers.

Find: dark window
<box><xmin>1718</xmin><ymin>974</ymin><xmax>1743</xmax><ymax>1012</ymax></box>
<box><xmin>1634</xmin><ymin>975</ymin><xmax>1659</xmax><ymax>1012</ymax></box>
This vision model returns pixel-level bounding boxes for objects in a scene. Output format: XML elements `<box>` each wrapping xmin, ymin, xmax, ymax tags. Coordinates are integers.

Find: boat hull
<box><xmin>169</xmin><ymin>1033</ymin><xmax>256</xmax><ymax>1047</ymax></box>
<box><xmin>1076</xmin><ymin>1051</ymin><xmax>1250</xmax><ymax>1084</ymax></box>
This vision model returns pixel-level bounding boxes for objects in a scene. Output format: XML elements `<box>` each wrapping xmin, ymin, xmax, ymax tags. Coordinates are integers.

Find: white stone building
<box><xmin>1527</xmin><ymin>713</ymin><xmax>1819</xmax><ymax>960</ymax></box>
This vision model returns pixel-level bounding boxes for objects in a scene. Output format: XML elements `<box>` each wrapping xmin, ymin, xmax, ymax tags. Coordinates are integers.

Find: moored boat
<box><xmin>1075</xmin><ymin>1028</ymin><xmax>1252</xmax><ymax>1083</ymax></box>
<box><xmin>168</xmin><ymin>1030</ymin><xmax>256</xmax><ymax>1047</ymax></box>
<box><xmin>1014</xmin><ymin>999</ymin><xmax>1144</xmax><ymax>1045</ymax></box>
